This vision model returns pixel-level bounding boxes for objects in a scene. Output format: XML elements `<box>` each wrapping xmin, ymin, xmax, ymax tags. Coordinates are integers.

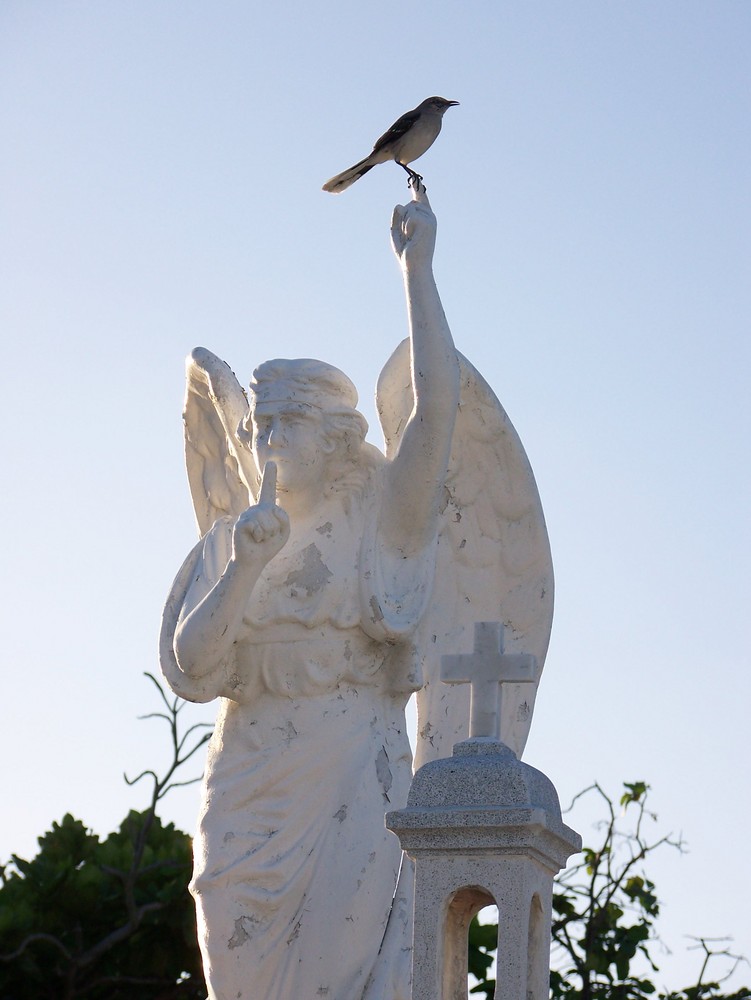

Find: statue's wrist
<box><xmin>227</xmin><ymin>551</ymin><xmax>263</xmax><ymax>579</ymax></box>
<box><xmin>402</xmin><ymin>262</ymin><xmax>436</xmax><ymax>289</ymax></box>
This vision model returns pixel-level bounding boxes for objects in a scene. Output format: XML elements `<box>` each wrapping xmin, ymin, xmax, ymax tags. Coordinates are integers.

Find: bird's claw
<box><xmin>407</xmin><ymin>171</ymin><xmax>425</xmax><ymax>192</ymax></box>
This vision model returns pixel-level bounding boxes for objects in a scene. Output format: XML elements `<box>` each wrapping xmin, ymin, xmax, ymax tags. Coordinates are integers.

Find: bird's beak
<box><xmin>447</xmin><ymin>100</ymin><xmax>460</xmax><ymax>107</ymax></box>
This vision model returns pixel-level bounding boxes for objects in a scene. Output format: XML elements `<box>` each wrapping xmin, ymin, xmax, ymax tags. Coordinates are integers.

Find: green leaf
<box><xmin>620</xmin><ymin>781</ymin><xmax>649</xmax><ymax>807</ymax></box>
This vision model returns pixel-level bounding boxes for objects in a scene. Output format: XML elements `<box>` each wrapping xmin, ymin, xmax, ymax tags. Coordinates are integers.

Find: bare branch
<box><xmin>123</xmin><ymin>768</ymin><xmax>159</xmax><ymax>788</ymax></box>
<box><xmin>0</xmin><ymin>932</ymin><xmax>73</xmax><ymax>963</ymax></box>
<box><xmin>77</xmin><ymin>902</ymin><xmax>165</xmax><ymax>968</ymax></box>
<box><xmin>143</xmin><ymin>670</ymin><xmax>174</xmax><ymax>711</ymax></box>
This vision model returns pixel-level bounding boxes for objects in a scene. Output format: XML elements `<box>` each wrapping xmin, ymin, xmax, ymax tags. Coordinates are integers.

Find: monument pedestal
<box><xmin>386</xmin><ymin>739</ymin><xmax>581</xmax><ymax>1000</ymax></box>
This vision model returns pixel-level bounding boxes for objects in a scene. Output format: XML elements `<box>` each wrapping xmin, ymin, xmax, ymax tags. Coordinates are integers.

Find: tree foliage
<box><xmin>0</xmin><ymin>675</ymin><xmax>210</xmax><ymax>999</ymax></box>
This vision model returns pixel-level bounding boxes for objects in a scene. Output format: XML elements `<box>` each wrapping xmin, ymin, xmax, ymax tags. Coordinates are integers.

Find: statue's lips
<box><xmin>267</xmin><ymin>457</ymin><xmax>315</xmax><ymax>488</ymax></box>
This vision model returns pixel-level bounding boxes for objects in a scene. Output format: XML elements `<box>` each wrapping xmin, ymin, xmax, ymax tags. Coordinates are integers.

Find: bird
<box><xmin>322</xmin><ymin>96</ymin><xmax>459</xmax><ymax>194</ymax></box>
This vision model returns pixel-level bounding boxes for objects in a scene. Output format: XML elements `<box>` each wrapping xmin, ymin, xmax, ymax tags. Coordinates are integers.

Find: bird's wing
<box><xmin>372</xmin><ymin>109</ymin><xmax>422</xmax><ymax>154</ymax></box>
<box><xmin>376</xmin><ymin>340</ymin><xmax>554</xmax><ymax>767</ymax></box>
<box><xmin>184</xmin><ymin>347</ymin><xmax>260</xmax><ymax>537</ymax></box>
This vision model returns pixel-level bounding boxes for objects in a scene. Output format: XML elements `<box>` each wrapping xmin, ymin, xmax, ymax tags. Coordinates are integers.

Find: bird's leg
<box><xmin>399</xmin><ymin>163</ymin><xmax>426</xmax><ymax>192</ymax></box>
<box><xmin>398</xmin><ymin>162</ymin><xmax>424</xmax><ymax>185</ymax></box>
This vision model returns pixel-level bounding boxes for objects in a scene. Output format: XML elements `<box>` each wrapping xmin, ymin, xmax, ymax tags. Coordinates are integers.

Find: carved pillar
<box><xmin>386</xmin><ymin>739</ymin><xmax>581</xmax><ymax>1000</ymax></box>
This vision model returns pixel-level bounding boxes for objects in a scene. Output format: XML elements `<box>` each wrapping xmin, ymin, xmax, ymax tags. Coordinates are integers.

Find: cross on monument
<box><xmin>441</xmin><ymin>621</ymin><xmax>537</xmax><ymax>742</ymax></box>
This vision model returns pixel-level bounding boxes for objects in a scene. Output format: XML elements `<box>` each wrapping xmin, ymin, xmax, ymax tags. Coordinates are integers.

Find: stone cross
<box><xmin>441</xmin><ymin>621</ymin><xmax>537</xmax><ymax>741</ymax></box>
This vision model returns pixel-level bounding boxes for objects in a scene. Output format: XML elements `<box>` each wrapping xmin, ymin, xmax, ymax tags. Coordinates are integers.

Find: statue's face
<box><xmin>251</xmin><ymin>402</ymin><xmax>331</xmax><ymax>494</ymax></box>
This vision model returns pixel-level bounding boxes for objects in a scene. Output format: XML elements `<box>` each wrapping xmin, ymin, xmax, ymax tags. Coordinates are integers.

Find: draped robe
<box><xmin>161</xmin><ymin>472</ymin><xmax>435</xmax><ymax>1000</ymax></box>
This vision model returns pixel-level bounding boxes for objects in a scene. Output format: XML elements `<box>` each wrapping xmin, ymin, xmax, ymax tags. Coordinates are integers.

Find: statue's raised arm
<box><xmin>378</xmin><ymin>188</ymin><xmax>460</xmax><ymax>557</ymax></box>
<box><xmin>376</xmin><ymin>196</ymin><xmax>554</xmax><ymax>765</ymax></box>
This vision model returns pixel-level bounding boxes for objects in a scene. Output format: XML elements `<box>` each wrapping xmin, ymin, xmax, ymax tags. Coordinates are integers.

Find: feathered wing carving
<box><xmin>159</xmin><ymin>348</ymin><xmax>260</xmax><ymax>704</ymax></box>
<box><xmin>183</xmin><ymin>347</ymin><xmax>260</xmax><ymax>537</ymax></box>
<box><xmin>376</xmin><ymin>340</ymin><xmax>554</xmax><ymax>766</ymax></box>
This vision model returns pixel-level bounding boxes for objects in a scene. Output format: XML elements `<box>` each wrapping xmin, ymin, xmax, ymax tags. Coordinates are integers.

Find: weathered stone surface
<box><xmin>159</xmin><ymin>187</ymin><xmax>556</xmax><ymax>999</ymax></box>
<box><xmin>387</xmin><ymin>736</ymin><xmax>581</xmax><ymax>999</ymax></box>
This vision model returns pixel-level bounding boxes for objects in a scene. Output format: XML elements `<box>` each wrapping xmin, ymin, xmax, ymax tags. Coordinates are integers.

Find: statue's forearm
<box><xmin>379</xmin><ymin>260</ymin><xmax>459</xmax><ymax>556</ymax></box>
<box><xmin>174</xmin><ymin>558</ymin><xmax>259</xmax><ymax>679</ymax></box>
<box><xmin>391</xmin><ymin>193</ymin><xmax>459</xmax><ymax>415</ymax></box>
<box><xmin>403</xmin><ymin>264</ymin><xmax>459</xmax><ymax>419</ymax></box>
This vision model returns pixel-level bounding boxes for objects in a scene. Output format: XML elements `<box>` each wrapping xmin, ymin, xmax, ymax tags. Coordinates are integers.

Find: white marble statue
<box><xmin>159</xmin><ymin>187</ymin><xmax>553</xmax><ymax>1000</ymax></box>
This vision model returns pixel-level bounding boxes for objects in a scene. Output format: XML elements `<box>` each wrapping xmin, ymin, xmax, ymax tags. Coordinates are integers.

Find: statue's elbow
<box><xmin>173</xmin><ymin>622</ymin><xmax>208</xmax><ymax>680</ymax></box>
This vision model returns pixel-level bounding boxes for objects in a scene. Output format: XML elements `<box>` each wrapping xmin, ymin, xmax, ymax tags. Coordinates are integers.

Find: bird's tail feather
<box><xmin>322</xmin><ymin>158</ymin><xmax>375</xmax><ymax>194</ymax></box>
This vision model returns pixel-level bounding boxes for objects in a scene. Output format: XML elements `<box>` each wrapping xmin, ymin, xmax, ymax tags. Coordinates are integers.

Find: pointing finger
<box><xmin>259</xmin><ymin>460</ymin><xmax>277</xmax><ymax>505</ymax></box>
<box><xmin>410</xmin><ymin>183</ymin><xmax>431</xmax><ymax>208</ymax></box>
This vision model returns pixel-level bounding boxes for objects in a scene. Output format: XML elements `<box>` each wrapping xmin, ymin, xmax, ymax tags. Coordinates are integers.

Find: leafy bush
<box><xmin>0</xmin><ymin>812</ymin><xmax>204</xmax><ymax>999</ymax></box>
<box><xmin>0</xmin><ymin>675</ymin><xmax>210</xmax><ymax>999</ymax></box>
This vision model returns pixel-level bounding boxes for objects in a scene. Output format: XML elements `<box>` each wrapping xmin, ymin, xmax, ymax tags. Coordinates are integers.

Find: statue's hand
<box><xmin>390</xmin><ymin>185</ymin><xmax>436</xmax><ymax>270</ymax></box>
<box><xmin>232</xmin><ymin>461</ymin><xmax>290</xmax><ymax>566</ymax></box>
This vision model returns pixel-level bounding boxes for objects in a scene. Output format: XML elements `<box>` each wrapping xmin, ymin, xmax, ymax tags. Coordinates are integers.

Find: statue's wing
<box><xmin>184</xmin><ymin>347</ymin><xmax>260</xmax><ymax>537</ymax></box>
<box><xmin>376</xmin><ymin>340</ymin><xmax>554</xmax><ymax>766</ymax></box>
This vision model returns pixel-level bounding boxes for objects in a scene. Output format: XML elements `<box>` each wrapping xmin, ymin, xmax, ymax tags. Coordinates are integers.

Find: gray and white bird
<box><xmin>322</xmin><ymin>96</ymin><xmax>459</xmax><ymax>194</ymax></box>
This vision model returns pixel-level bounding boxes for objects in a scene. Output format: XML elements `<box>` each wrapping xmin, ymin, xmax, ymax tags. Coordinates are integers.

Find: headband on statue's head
<box><xmin>249</xmin><ymin>358</ymin><xmax>360</xmax><ymax>413</ymax></box>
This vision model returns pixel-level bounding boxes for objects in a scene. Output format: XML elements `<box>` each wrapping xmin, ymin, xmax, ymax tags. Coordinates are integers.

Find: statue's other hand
<box><xmin>390</xmin><ymin>186</ymin><xmax>436</xmax><ymax>268</ymax></box>
<box><xmin>232</xmin><ymin>461</ymin><xmax>290</xmax><ymax>566</ymax></box>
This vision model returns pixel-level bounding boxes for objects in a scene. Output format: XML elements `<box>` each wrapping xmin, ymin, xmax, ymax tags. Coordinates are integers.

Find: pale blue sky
<box><xmin>2</xmin><ymin>2</ymin><xmax>749</xmax><ymax>990</ymax></box>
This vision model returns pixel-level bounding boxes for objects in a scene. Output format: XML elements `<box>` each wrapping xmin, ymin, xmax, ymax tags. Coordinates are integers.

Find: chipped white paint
<box><xmin>387</xmin><ymin>734</ymin><xmax>581</xmax><ymax>1000</ymax></box>
<box><xmin>160</xmin><ymin>186</ymin><xmax>555</xmax><ymax>999</ymax></box>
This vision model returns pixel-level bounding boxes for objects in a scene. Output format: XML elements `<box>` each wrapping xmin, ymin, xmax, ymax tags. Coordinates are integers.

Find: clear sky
<box><xmin>2</xmin><ymin>1</ymin><xmax>749</xmax><ymax>990</ymax></box>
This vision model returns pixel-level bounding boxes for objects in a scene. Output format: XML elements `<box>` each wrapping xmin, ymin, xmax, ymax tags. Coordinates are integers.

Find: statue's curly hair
<box><xmin>240</xmin><ymin>359</ymin><xmax>383</xmax><ymax>502</ymax></box>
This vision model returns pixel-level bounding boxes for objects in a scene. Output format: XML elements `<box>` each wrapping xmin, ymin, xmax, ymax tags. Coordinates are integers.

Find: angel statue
<box><xmin>160</xmin><ymin>186</ymin><xmax>553</xmax><ymax>1000</ymax></box>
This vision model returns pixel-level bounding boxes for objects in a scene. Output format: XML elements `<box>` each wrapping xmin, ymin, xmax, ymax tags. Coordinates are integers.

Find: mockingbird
<box><xmin>322</xmin><ymin>96</ymin><xmax>459</xmax><ymax>194</ymax></box>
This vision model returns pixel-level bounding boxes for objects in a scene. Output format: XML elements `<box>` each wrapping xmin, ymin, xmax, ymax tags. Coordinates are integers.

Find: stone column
<box><xmin>386</xmin><ymin>738</ymin><xmax>581</xmax><ymax>1000</ymax></box>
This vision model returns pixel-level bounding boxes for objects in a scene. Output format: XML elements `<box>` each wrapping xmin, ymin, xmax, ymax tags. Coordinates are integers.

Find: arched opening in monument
<box><xmin>527</xmin><ymin>892</ymin><xmax>546</xmax><ymax>1000</ymax></box>
<box><xmin>469</xmin><ymin>901</ymin><xmax>499</xmax><ymax>997</ymax></box>
<box><xmin>443</xmin><ymin>885</ymin><xmax>496</xmax><ymax>999</ymax></box>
